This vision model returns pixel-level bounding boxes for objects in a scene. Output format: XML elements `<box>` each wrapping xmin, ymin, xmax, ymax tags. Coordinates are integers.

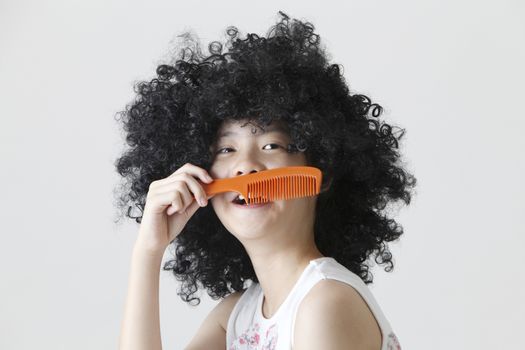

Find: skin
<box><xmin>293</xmin><ymin>279</ymin><xmax>383</xmax><ymax>349</ymax></box>
<box><xmin>208</xmin><ymin>118</ymin><xmax>325</xmax><ymax>319</ymax></box>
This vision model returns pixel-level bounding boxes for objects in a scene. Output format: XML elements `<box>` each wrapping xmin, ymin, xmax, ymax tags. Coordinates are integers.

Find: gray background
<box><xmin>1</xmin><ymin>0</ymin><xmax>523</xmax><ymax>349</ymax></box>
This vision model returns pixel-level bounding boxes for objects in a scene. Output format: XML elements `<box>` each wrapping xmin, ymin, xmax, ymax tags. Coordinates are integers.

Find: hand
<box><xmin>135</xmin><ymin>163</ymin><xmax>215</xmax><ymax>255</ymax></box>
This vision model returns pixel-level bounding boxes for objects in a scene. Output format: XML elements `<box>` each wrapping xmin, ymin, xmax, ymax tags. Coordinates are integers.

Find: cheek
<box><xmin>210</xmin><ymin>193</ymin><xmax>230</xmax><ymax>213</ymax></box>
<box><xmin>208</xmin><ymin>163</ymin><xmax>221</xmax><ymax>178</ymax></box>
<box><xmin>285</xmin><ymin>196</ymin><xmax>315</xmax><ymax>211</ymax></box>
<box><xmin>209</xmin><ymin>198</ymin><xmax>224</xmax><ymax>219</ymax></box>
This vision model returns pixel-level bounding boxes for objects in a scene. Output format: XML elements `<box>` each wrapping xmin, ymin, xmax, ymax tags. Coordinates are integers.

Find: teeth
<box><xmin>233</xmin><ymin>193</ymin><xmax>271</xmax><ymax>204</ymax></box>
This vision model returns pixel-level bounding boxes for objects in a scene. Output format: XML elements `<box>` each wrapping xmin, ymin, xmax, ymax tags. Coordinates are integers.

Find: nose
<box><xmin>232</xmin><ymin>154</ymin><xmax>266</xmax><ymax>178</ymax></box>
<box><xmin>234</xmin><ymin>163</ymin><xmax>265</xmax><ymax>177</ymax></box>
<box><xmin>236</xmin><ymin>168</ymin><xmax>260</xmax><ymax>177</ymax></box>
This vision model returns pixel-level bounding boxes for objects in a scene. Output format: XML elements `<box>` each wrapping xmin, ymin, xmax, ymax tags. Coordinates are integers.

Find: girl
<box><xmin>116</xmin><ymin>11</ymin><xmax>415</xmax><ymax>350</ymax></box>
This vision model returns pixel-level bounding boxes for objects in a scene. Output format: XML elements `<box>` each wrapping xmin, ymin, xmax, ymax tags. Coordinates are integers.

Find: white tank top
<box><xmin>226</xmin><ymin>257</ymin><xmax>402</xmax><ymax>350</ymax></box>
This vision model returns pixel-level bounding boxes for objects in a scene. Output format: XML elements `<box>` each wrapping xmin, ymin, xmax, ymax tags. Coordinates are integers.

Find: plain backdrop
<box><xmin>1</xmin><ymin>0</ymin><xmax>524</xmax><ymax>349</ymax></box>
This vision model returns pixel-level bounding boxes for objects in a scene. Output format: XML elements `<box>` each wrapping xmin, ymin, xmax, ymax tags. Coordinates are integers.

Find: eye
<box><xmin>215</xmin><ymin>147</ymin><xmax>234</xmax><ymax>154</ymax></box>
<box><xmin>215</xmin><ymin>143</ymin><xmax>282</xmax><ymax>155</ymax></box>
<box><xmin>262</xmin><ymin>143</ymin><xmax>281</xmax><ymax>150</ymax></box>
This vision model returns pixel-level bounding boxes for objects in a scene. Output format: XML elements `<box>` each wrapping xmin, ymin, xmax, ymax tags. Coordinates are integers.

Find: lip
<box><xmin>231</xmin><ymin>201</ymin><xmax>273</xmax><ymax>209</ymax></box>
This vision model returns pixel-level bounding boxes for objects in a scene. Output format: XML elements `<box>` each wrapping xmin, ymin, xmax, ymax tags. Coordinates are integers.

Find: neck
<box><xmin>245</xmin><ymin>235</ymin><xmax>324</xmax><ymax>318</ymax></box>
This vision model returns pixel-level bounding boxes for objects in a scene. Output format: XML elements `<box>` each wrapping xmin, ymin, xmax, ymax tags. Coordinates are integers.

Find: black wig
<box><xmin>114</xmin><ymin>11</ymin><xmax>417</xmax><ymax>305</ymax></box>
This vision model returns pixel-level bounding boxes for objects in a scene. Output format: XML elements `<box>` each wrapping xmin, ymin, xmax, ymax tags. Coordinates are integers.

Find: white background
<box><xmin>1</xmin><ymin>0</ymin><xmax>524</xmax><ymax>349</ymax></box>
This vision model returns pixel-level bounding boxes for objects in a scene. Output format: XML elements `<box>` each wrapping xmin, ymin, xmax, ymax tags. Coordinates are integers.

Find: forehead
<box><xmin>215</xmin><ymin>119</ymin><xmax>290</xmax><ymax>139</ymax></box>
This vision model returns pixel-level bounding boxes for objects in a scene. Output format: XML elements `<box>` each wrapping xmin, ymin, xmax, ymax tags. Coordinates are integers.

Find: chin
<box><xmin>212</xmin><ymin>198</ymin><xmax>281</xmax><ymax>238</ymax></box>
<box><xmin>227</xmin><ymin>214</ymin><xmax>275</xmax><ymax>230</ymax></box>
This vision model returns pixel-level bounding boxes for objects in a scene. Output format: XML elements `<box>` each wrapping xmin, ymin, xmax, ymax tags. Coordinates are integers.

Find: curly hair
<box><xmin>113</xmin><ymin>11</ymin><xmax>416</xmax><ymax>305</ymax></box>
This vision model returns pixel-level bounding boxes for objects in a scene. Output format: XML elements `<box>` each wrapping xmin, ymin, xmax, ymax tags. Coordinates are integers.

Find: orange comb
<box><xmin>199</xmin><ymin>166</ymin><xmax>322</xmax><ymax>205</ymax></box>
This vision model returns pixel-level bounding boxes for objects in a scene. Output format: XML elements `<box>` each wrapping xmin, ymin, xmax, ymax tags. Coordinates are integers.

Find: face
<box><xmin>208</xmin><ymin>118</ymin><xmax>317</xmax><ymax>241</ymax></box>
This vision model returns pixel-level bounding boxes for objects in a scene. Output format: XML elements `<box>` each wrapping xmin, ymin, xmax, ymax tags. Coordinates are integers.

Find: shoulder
<box><xmin>216</xmin><ymin>290</ymin><xmax>246</xmax><ymax>331</ymax></box>
<box><xmin>293</xmin><ymin>279</ymin><xmax>382</xmax><ymax>350</ymax></box>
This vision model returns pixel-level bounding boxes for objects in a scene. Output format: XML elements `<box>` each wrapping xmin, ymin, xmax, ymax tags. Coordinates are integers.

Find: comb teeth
<box><xmin>246</xmin><ymin>175</ymin><xmax>318</xmax><ymax>204</ymax></box>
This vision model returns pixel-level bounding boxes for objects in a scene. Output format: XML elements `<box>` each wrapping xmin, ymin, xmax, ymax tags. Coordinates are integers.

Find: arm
<box><xmin>118</xmin><ymin>243</ymin><xmax>164</xmax><ymax>350</ymax></box>
<box><xmin>184</xmin><ymin>290</ymin><xmax>244</xmax><ymax>350</ymax></box>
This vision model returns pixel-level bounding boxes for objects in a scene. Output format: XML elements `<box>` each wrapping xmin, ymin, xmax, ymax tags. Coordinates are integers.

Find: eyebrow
<box><xmin>216</xmin><ymin>125</ymin><xmax>289</xmax><ymax>139</ymax></box>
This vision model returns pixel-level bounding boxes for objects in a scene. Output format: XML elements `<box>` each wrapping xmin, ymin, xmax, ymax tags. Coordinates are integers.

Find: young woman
<box><xmin>116</xmin><ymin>11</ymin><xmax>415</xmax><ymax>350</ymax></box>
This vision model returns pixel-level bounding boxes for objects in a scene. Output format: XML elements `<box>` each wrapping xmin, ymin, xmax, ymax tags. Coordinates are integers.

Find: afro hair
<box><xmin>113</xmin><ymin>11</ymin><xmax>416</xmax><ymax>305</ymax></box>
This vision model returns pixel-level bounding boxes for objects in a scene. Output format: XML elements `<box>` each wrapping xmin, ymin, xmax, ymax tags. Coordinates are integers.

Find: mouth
<box><xmin>231</xmin><ymin>193</ymin><xmax>273</xmax><ymax>208</ymax></box>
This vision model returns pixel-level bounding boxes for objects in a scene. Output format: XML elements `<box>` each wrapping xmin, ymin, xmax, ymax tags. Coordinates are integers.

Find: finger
<box><xmin>154</xmin><ymin>177</ymin><xmax>191</xmax><ymax>207</ymax></box>
<box><xmin>165</xmin><ymin>176</ymin><xmax>206</xmax><ymax>214</ymax></box>
<box><xmin>174</xmin><ymin>175</ymin><xmax>207</xmax><ymax>210</ymax></box>
<box><xmin>151</xmin><ymin>181</ymin><xmax>189</xmax><ymax>215</ymax></box>
<box><xmin>171</xmin><ymin>163</ymin><xmax>214</xmax><ymax>183</ymax></box>
<box><xmin>170</xmin><ymin>179</ymin><xmax>194</xmax><ymax>213</ymax></box>
<box><xmin>149</xmin><ymin>163</ymin><xmax>211</xmax><ymax>190</ymax></box>
<box><xmin>158</xmin><ymin>173</ymin><xmax>210</xmax><ymax>207</ymax></box>
<box><xmin>149</xmin><ymin>189</ymin><xmax>183</xmax><ymax>214</ymax></box>
<box><xmin>177</xmin><ymin>197</ymin><xmax>201</xmax><ymax>217</ymax></box>
<box><xmin>180</xmin><ymin>173</ymin><xmax>210</xmax><ymax>207</ymax></box>
<box><xmin>166</xmin><ymin>193</ymin><xmax>183</xmax><ymax>215</ymax></box>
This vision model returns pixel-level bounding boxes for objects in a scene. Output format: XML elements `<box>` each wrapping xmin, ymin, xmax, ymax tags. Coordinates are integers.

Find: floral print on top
<box><xmin>387</xmin><ymin>331</ymin><xmax>402</xmax><ymax>350</ymax></box>
<box><xmin>229</xmin><ymin>321</ymin><xmax>402</xmax><ymax>350</ymax></box>
<box><xmin>229</xmin><ymin>322</ymin><xmax>278</xmax><ymax>350</ymax></box>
